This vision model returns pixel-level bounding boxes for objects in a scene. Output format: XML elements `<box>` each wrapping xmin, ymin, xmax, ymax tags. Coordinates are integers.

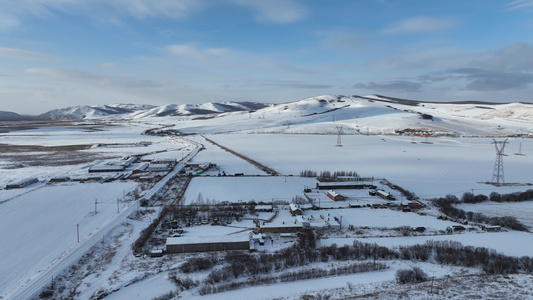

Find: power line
<box><xmin>491</xmin><ymin>139</ymin><xmax>508</xmax><ymax>185</ymax></box>
<box><xmin>335</xmin><ymin>126</ymin><xmax>343</xmax><ymax>147</ymax></box>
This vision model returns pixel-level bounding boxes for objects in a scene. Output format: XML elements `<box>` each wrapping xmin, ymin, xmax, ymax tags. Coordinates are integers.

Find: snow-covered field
<box><xmin>0</xmin><ymin>181</ymin><xmax>137</xmax><ymax>299</ymax></box>
<box><xmin>206</xmin><ymin>134</ymin><xmax>533</xmax><ymax>198</ymax></box>
<box><xmin>2</xmin><ymin>96</ymin><xmax>533</xmax><ymax>299</ymax></box>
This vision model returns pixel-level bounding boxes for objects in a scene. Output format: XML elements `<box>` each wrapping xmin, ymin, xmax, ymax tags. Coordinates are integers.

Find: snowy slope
<box><xmin>160</xmin><ymin>95</ymin><xmax>532</xmax><ymax>137</ymax></box>
<box><xmin>38</xmin><ymin>102</ymin><xmax>270</xmax><ymax>120</ymax></box>
<box><xmin>38</xmin><ymin>104</ymin><xmax>156</xmax><ymax>120</ymax></box>
<box><xmin>0</xmin><ymin>111</ymin><xmax>34</xmax><ymax>121</ymax></box>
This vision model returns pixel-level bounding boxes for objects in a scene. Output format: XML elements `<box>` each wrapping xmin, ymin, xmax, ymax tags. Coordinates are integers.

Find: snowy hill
<box><xmin>0</xmin><ymin>111</ymin><xmax>34</xmax><ymax>121</ymax></box>
<box><xmin>29</xmin><ymin>95</ymin><xmax>533</xmax><ymax>136</ymax></box>
<box><xmin>159</xmin><ymin>95</ymin><xmax>533</xmax><ymax>137</ymax></box>
<box><xmin>38</xmin><ymin>104</ymin><xmax>157</xmax><ymax>120</ymax></box>
<box><xmin>38</xmin><ymin>102</ymin><xmax>269</xmax><ymax>120</ymax></box>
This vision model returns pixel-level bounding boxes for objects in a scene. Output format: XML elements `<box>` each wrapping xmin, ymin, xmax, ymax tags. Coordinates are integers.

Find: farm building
<box><xmin>484</xmin><ymin>225</ymin><xmax>502</xmax><ymax>232</ymax></box>
<box><xmin>88</xmin><ymin>165</ymin><xmax>125</xmax><ymax>173</ymax></box>
<box><xmin>327</xmin><ymin>190</ymin><xmax>345</xmax><ymax>201</ymax></box>
<box><xmin>259</xmin><ymin>223</ymin><xmax>303</xmax><ymax>234</ymax></box>
<box><xmin>5</xmin><ymin>178</ymin><xmax>39</xmax><ymax>189</ymax></box>
<box><xmin>407</xmin><ymin>202</ymin><xmax>422</xmax><ymax>209</ymax></box>
<box><xmin>255</xmin><ymin>205</ymin><xmax>274</xmax><ymax>212</ymax></box>
<box><xmin>376</xmin><ymin>189</ymin><xmax>395</xmax><ymax>200</ymax></box>
<box><xmin>146</xmin><ymin>163</ymin><xmax>173</xmax><ymax>172</ymax></box>
<box><xmin>49</xmin><ymin>176</ymin><xmax>71</xmax><ymax>183</ymax></box>
<box><xmin>121</xmin><ymin>156</ymin><xmax>138</xmax><ymax>167</ymax></box>
<box><xmin>132</xmin><ymin>163</ymin><xmax>149</xmax><ymax>174</ymax></box>
<box><xmin>154</xmin><ymin>159</ymin><xmax>177</xmax><ymax>165</ymax></box>
<box><xmin>289</xmin><ymin>203</ymin><xmax>303</xmax><ymax>215</ymax></box>
<box><xmin>316</xmin><ymin>179</ymin><xmax>376</xmax><ymax>190</ymax></box>
<box><xmin>298</xmin><ymin>213</ymin><xmax>340</xmax><ymax>230</ymax></box>
<box><xmin>165</xmin><ymin>233</ymin><xmax>250</xmax><ymax>253</ymax></box>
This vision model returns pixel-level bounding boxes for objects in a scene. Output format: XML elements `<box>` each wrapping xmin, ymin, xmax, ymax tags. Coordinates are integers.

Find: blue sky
<box><xmin>1</xmin><ymin>0</ymin><xmax>533</xmax><ymax>114</ymax></box>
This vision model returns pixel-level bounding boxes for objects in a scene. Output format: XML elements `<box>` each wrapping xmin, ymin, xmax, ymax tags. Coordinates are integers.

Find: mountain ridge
<box><xmin>2</xmin><ymin>94</ymin><xmax>532</xmax><ymax>121</ymax></box>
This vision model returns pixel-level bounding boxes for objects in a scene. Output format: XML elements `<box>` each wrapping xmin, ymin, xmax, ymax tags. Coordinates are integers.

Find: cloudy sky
<box><xmin>1</xmin><ymin>0</ymin><xmax>533</xmax><ymax>114</ymax></box>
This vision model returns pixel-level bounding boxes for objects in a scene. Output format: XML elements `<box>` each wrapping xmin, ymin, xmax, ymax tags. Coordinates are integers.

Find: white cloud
<box><xmin>100</xmin><ymin>62</ymin><xmax>116</xmax><ymax>69</ymax></box>
<box><xmin>0</xmin><ymin>13</ymin><xmax>21</xmax><ymax>31</ymax></box>
<box><xmin>0</xmin><ymin>0</ymin><xmax>207</xmax><ymax>31</ymax></box>
<box><xmin>508</xmin><ymin>0</ymin><xmax>533</xmax><ymax>10</ymax></box>
<box><xmin>231</xmin><ymin>0</ymin><xmax>306</xmax><ymax>24</ymax></box>
<box><xmin>383</xmin><ymin>17</ymin><xmax>455</xmax><ymax>34</ymax></box>
<box><xmin>0</xmin><ymin>47</ymin><xmax>49</xmax><ymax>60</ymax></box>
<box><xmin>106</xmin><ymin>0</ymin><xmax>206</xmax><ymax>19</ymax></box>
<box><xmin>321</xmin><ymin>31</ymin><xmax>372</xmax><ymax>52</ymax></box>
<box><xmin>24</xmin><ymin>68</ymin><xmax>164</xmax><ymax>88</ymax></box>
<box><xmin>164</xmin><ymin>44</ymin><xmax>231</xmax><ymax>61</ymax></box>
<box><xmin>353</xmin><ymin>80</ymin><xmax>422</xmax><ymax>93</ymax></box>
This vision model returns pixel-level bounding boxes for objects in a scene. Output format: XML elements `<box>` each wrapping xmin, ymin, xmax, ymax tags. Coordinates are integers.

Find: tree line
<box><xmin>432</xmin><ymin>194</ymin><xmax>528</xmax><ymax>231</ymax></box>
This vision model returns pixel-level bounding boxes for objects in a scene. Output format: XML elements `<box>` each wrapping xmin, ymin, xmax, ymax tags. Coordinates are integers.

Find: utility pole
<box><xmin>94</xmin><ymin>198</ymin><xmax>98</xmax><ymax>214</ymax></box>
<box><xmin>76</xmin><ymin>223</ymin><xmax>80</xmax><ymax>243</ymax></box>
<box><xmin>117</xmin><ymin>198</ymin><xmax>120</xmax><ymax>213</ymax></box>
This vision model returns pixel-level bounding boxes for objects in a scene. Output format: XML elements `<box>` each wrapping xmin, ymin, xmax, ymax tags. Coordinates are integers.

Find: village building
<box><xmin>132</xmin><ymin>163</ymin><xmax>149</xmax><ymax>174</ymax></box>
<box><xmin>165</xmin><ymin>232</ymin><xmax>250</xmax><ymax>253</ymax></box>
<box><xmin>327</xmin><ymin>190</ymin><xmax>345</xmax><ymax>201</ymax></box>
<box><xmin>376</xmin><ymin>189</ymin><xmax>395</xmax><ymax>200</ymax></box>
<box><xmin>88</xmin><ymin>164</ymin><xmax>126</xmax><ymax>173</ymax></box>
<box><xmin>259</xmin><ymin>223</ymin><xmax>303</xmax><ymax>234</ymax></box>
<box><xmin>49</xmin><ymin>176</ymin><xmax>71</xmax><ymax>183</ymax></box>
<box><xmin>254</xmin><ymin>205</ymin><xmax>274</xmax><ymax>212</ymax></box>
<box><xmin>121</xmin><ymin>156</ymin><xmax>138</xmax><ymax>167</ymax></box>
<box><xmin>289</xmin><ymin>203</ymin><xmax>303</xmax><ymax>215</ymax></box>
<box><xmin>316</xmin><ymin>178</ymin><xmax>376</xmax><ymax>190</ymax></box>
<box><xmin>5</xmin><ymin>178</ymin><xmax>39</xmax><ymax>189</ymax></box>
<box><xmin>146</xmin><ymin>163</ymin><xmax>173</xmax><ymax>172</ymax></box>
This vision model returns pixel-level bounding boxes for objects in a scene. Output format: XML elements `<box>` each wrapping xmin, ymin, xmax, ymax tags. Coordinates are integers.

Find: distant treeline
<box><xmin>432</xmin><ymin>194</ymin><xmax>528</xmax><ymax>231</ymax></box>
<box><xmin>300</xmin><ymin>170</ymin><xmax>359</xmax><ymax>178</ymax></box>
<box><xmin>461</xmin><ymin>189</ymin><xmax>533</xmax><ymax>204</ymax></box>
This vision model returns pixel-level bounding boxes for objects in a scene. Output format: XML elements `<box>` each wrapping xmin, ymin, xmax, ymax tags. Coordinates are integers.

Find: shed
<box><xmin>327</xmin><ymin>190</ymin><xmax>345</xmax><ymax>201</ymax></box>
<box><xmin>289</xmin><ymin>203</ymin><xmax>303</xmax><ymax>215</ymax></box>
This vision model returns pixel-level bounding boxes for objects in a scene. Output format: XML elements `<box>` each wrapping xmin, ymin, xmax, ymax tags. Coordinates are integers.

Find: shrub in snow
<box><xmin>395</xmin><ymin>267</ymin><xmax>428</xmax><ymax>284</ymax></box>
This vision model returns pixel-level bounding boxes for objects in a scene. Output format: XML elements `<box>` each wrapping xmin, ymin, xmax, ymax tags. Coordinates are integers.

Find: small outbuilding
<box><xmin>289</xmin><ymin>203</ymin><xmax>303</xmax><ymax>215</ymax></box>
<box><xmin>327</xmin><ymin>190</ymin><xmax>345</xmax><ymax>201</ymax></box>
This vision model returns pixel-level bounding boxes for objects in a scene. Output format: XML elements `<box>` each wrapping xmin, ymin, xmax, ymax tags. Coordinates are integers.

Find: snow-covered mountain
<box><xmin>29</xmin><ymin>95</ymin><xmax>533</xmax><ymax>137</ymax></box>
<box><xmin>155</xmin><ymin>95</ymin><xmax>533</xmax><ymax>137</ymax></box>
<box><xmin>37</xmin><ymin>104</ymin><xmax>157</xmax><ymax>120</ymax></box>
<box><xmin>38</xmin><ymin>102</ymin><xmax>270</xmax><ymax>120</ymax></box>
<box><xmin>0</xmin><ymin>111</ymin><xmax>35</xmax><ymax>121</ymax></box>
<box><xmin>128</xmin><ymin>101</ymin><xmax>269</xmax><ymax>119</ymax></box>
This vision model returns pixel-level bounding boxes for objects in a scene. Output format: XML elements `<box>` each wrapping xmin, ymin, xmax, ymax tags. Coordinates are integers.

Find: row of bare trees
<box><xmin>432</xmin><ymin>195</ymin><xmax>528</xmax><ymax>231</ymax></box>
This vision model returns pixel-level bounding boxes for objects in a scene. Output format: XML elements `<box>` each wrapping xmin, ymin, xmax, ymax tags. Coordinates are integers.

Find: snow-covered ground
<box><xmin>0</xmin><ymin>181</ymin><xmax>137</xmax><ymax>299</ymax></box>
<box><xmin>2</xmin><ymin>96</ymin><xmax>533</xmax><ymax>299</ymax></box>
<box><xmin>206</xmin><ymin>134</ymin><xmax>533</xmax><ymax>198</ymax></box>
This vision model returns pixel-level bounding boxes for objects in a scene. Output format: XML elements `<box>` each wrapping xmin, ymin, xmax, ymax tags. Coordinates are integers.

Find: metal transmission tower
<box><xmin>335</xmin><ymin>126</ymin><xmax>343</xmax><ymax>147</ymax></box>
<box><xmin>491</xmin><ymin>139</ymin><xmax>508</xmax><ymax>184</ymax></box>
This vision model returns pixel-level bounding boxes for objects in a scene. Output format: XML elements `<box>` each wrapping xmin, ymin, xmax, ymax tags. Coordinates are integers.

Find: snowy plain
<box><xmin>1</xmin><ymin>95</ymin><xmax>533</xmax><ymax>299</ymax></box>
